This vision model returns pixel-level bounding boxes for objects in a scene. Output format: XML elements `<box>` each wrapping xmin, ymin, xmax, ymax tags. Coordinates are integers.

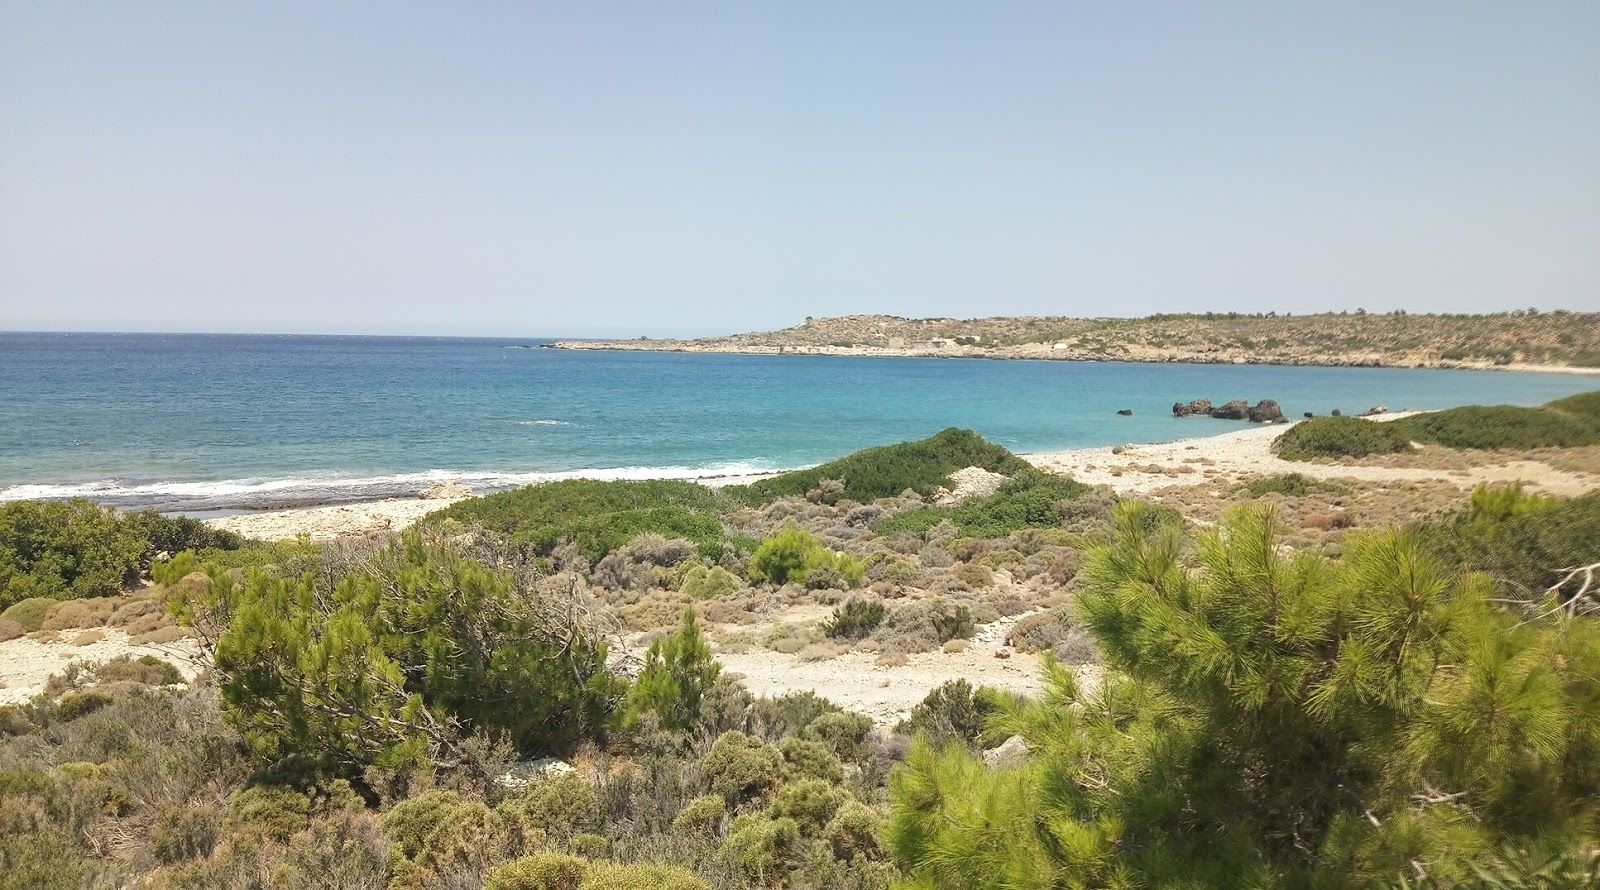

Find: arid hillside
<box><xmin>555</xmin><ymin>311</ymin><xmax>1600</xmax><ymax>369</ymax></box>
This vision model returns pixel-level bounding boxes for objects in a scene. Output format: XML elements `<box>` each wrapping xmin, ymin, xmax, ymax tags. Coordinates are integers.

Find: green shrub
<box><xmin>381</xmin><ymin>789</ymin><xmax>505</xmax><ymax>871</ymax></box>
<box><xmin>507</xmin><ymin>772</ymin><xmax>597</xmax><ymax>837</ymax></box>
<box><xmin>679</xmin><ymin>564</ymin><xmax>741</xmax><ymax>599</ymax></box>
<box><xmin>484</xmin><ymin>852</ymin><xmax>588</xmax><ymax>890</ymax></box>
<box><xmin>1421</xmin><ymin>486</ymin><xmax>1600</xmax><ymax>599</ymax></box>
<box><xmin>581</xmin><ymin>862</ymin><xmax>712</xmax><ymax>890</ymax></box>
<box><xmin>719</xmin><ymin>814</ymin><xmax>802</xmax><ymax>886</ymax></box>
<box><xmin>672</xmin><ymin>794</ymin><xmax>727</xmax><ymax>834</ymax></box>
<box><xmin>1546</xmin><ymin>389</ymin><xmax>1600</xmax><ymax>419</ymax></box>
<box><xmin>802</xmin><ymin>710</ymin><xmax>874</xmax><ymax>762</ymax></box>
<box><xmin>1004</xmin><ymin>608</ymin><xmax>1075</xmax><ymax>653</ymax></box>
<box><xmin>825</xmin><ymin>799</ymin><xmax>885</xmax><ymax>861</ymax></box>
<box><xmin>703</xmin><ymin>731</ymin><xmax>784</xmax><ymax>805</ymax></box>
<box><xmin>225</xmin><ymin>785</ymin><xmax>312</xmax><ymax>843</ymax></box>
<box><xmin>730</xmin><ymin>428</ymin><xmax>1030</xmax><ymax>505</ymax></box>
<box><xmin>1238</xmin><ymin>473</ymin><xmax>1349</xmax><ymax>498</ymax></box>
<box><xmin>0</xmin><ymin>500</ymin><xmax>144</xmax><ymax>607</ymax></box>
<box><xmin>748</xmin><ymin>526</ymin><xmax>863</xmax><ymax>588</ymax></box>
<box><xmin>1</xmin><ymin>596</ymin><xmax>56</xmax><ymax>632</ymax></box>
<box><xmin>822</xmin><ymin>598</ymin><xmax>886</xmax><ymax>639</ymax></box>
<box><xmin>1275</xmin><ymin>416</ymin><xmax>1416</xmax><ymax>461</ymax></box>
<box><xmin>769</xmin><ymin>778</ymin><xmax>846</xmax><ymax>834</ymax></box>
<box><xmin>778</xmin><ymin>737</ymin><xmax>844</xmax><ymax>784</ymax></box>
<box><xmin>55</xmin><ymin>691</ymin><xmax>113</xmax><ymax>721</ymax></box>
<box><xmin>894</xmin><ymin>679</ymin><xmax>1004</xmax><ymax>748</ymax></box>
<box><xmin>623</xmin><ymin>610</ymin><xmax>721</xmax><ymax>734</ymax></box>
<box><xmin>148</xmin><ymin>803</ymin><xmax>221</xmax><ymax>864</ymax></box>
<box><xmin>875</xmin><ymin>468</ymin><xmax>1093</xmax><ymax>539</ymax></box>
<box><xmin>433</xmin><ymin>479</ymin><xmax>734</xmax><ymax>561</ymax></box>
<box><xmin>1388</xmin><ymin>405</ymin><xmax>1600</xmax><ymax>450</ymax></box>
<box><xmin>121</xmin><ymin>510</ymin><xmax>243</xmax><ymax>557</ymax></box>
<box><xmin>750</xmin><ymin>691</ymin><xmax>845</xmax><ymax>739</ymax></box>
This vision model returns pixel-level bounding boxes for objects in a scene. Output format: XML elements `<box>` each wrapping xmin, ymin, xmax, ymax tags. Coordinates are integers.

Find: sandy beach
<box><xmin>204</xmin><ymin>415</ymin><xmax>1600</xmax><ymax>541</ymax></box>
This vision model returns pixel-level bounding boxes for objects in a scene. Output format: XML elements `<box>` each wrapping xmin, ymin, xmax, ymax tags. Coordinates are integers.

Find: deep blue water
<box><xmin>1</xmin><ymin>332</ymin><xmax>1596</xmax><ymax>511</ymax></box>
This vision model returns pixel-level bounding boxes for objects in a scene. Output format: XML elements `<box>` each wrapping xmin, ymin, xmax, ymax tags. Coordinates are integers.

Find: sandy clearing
<box><xmin>0</xmin><ymin>628</ymin><xmax>205</xmax><ymax>705</ymax></box>
<box><xmin>205</xmin><ymin>496</ymin><xmax>468</xmax><ymax>541</ymax></box>
<box><xmin>1024</xmin><ymin>417</ymin><xmax>1599</xmax><ymax>498</ymax></box>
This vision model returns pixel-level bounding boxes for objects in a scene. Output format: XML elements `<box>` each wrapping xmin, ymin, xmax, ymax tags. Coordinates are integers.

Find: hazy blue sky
<box><xmin>2</xmin><ymin>2</ymin><xmax>1596</xmax><ymax>337</ymax></box>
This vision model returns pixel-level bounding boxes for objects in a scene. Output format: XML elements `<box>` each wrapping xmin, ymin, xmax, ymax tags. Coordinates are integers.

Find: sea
<box><xmin>2</xmin><ymin>331</ymin><xmax>1596</xmax><ymax>514</ymax></box>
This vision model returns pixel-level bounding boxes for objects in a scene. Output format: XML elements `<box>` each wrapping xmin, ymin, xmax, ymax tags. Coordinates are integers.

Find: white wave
<box><xmin>0</xmin><ymin>461</ymin><xmax>797</xmax><ymax>508</ymax></box>
<box><xmin>513</xmin><ymin>419</ymin><xmax>574</xmax><ymax>427</ymax></box>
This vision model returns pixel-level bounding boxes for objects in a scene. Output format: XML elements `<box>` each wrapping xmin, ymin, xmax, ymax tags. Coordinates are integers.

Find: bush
<box><xmin>581</xmin><ymin>862</ymin><xmax>712</xmax><ymax>890</ymax></box>
<box><xmin>823</xmin><ymin>598</ymin><xmax>886</xmax><ymax>640</ymax></box>
<box><xmin>1005</xmin><ymin>608</ymin><xmax>1076</xmax><ymax>653</ymax></box>
<box><xmin>1239</xmin><ymin>473</ymin><xmax>1348</xmax><ymax>499</ymax></box>
<box><xmin>875</xmin><ymin>599</ymin><xmax>974</xmax><ymax>653</ymax></box>
<box><xmin>148</xmin><ymin>803</ymin><xmax>221</xmax><ymax>864</ymax></box>
<box><xmin>672</xmin><ymin>794</ymin><xmax>727</xmax><ymax>834</ymax></box>
<box><xmin>433</xmin><ymin>479</ymin><xmax>734</xmax><ymax>561</ymax></box>
<box><xmin>623</xmin><ymin>610</ymin><xmax>721</xmax><ymax>734</ymax></box>
<box><xmin>55</xmin><ymin>691</ymin><xmax>114</xmax><ymax>721</ymax></box>
<box><xmin>1546</xmin><ymin>389</ymin><xmax>1600</xmax><ymax>420</ymax></box>
<box><xmin>0</xmin><ymin>500</ymin><xmax>144</xmax><ymax>607</ymax></box>
<box><xmin>1389</xmin><ymin>404</ymin><xmax>1600</xmax><ymax>450</ymax></box>
<box><xmin>748</xmin><ymin>526</ymin><xmax>863</xmax><ymax>588</ymax></box>
<box><xmin>730</xmin><ymin>428</ymin><xmax>1030</xmax><ymax>505</ymax></box>
<box><xmin>506</xmin><ymin>772</ymin><xmax>597</xmax><ymax>837</ymax></box>
<box><xmin>0</xmin><ymin>597</ymin><xmax>55</xmax><ymax>632</ymax></box>
<box><xmin>484</xmin><ymin>852</ymin><xmax>588</xmax><ymax>890</ymax></box>
<box><xmin>875</xmin><ymin>468</ymin><xmax>1093</xmax><ymax>539</ymax></box>
<box><xmin>894</xmin><ymin>679</ymin><xmax>1004</xmax><ymax>748</ymax></box>
<box><xmin>769</xmin><ymin>778</ymin><xmax>845</xmax><ymax>834</ymax></box>
<box><xmin>0</xmin><ymin>618</ymin><xmax>23</xmax><ymax>641</ymax></box>
<box><xmin>802</xmin><ymin>710</ymin><xmax>874</xmax><ymax>762</ymax></box>
<box><xmin>703</xmin><ymin>731</ymin><xmax>784</xmax><ymax>805</ymax></box>
<box><xmin>778</xmin><ymin>737</ymin><xmax>844</xmax><ymax>784</ymax></box>
<box><xmin>1421</xmin><ymin>486</ymin><xmax>1600</xmax><ymax>599</ymax></box>
<box><xmin>679</xmin><ymin>564</ymin><xmax>741</xmax><ymax>599</ymax></box>
<box><xmin>1275</xmin><ymin>416</ymin><xmax>1416</xmax><ymax>461</ymax></box>
<box><xmin>719</xmin><ymin>814</ymin><xmax>802</xmax><ymax>886</ymax></box>
<box><xmin>825</xmin><ymin>800</ymin><xmax>885</xmax><ymax>861</ymax></box>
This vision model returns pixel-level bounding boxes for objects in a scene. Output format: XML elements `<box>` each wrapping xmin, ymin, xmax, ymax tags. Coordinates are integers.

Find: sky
<box><xmin>1</xmin><ymin>2</ymin><xmax>1597</xmax><ymax>337</ymax></box>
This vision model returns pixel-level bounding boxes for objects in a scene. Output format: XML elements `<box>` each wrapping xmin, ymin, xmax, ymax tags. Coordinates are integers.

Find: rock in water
<box><xmin>1248</xmin><ymin>399</ymin><xmax>1285</xmax><ymax>423</ymax></box>
<box><xmin>1116</xmin><ymin>409</ymin><xmax>1133</xmax><ymax>416</ymax></box>
<box><xmin>1209</xmin><ymin>400</ymin><xmax>1250</xmax><ymax>420</ymax></box>
<box><xmin>1303</xmin><ymin>412</ymin><xmax>1315</xmax><ymax>419</ymax></box>
<box><xmin>1172</xmin><ymin>398</ymin><xmax>1213</xmax><ymax>418</ymax></box>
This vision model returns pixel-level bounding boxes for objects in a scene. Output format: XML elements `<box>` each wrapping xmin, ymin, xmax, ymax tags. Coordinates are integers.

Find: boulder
<box><xmin>1172</xmin><ymin>398</ymin><xmax>1213</xmax><ymax>418</ymax></box>
<box><xmin>982</xmin><ymin>735</ymin><xmax>1031</xmax><ymax>770</ymax></box>
<box><xmin>1209</xmin><ymin>400</ymin><xmax>1250</xmax><ymax>420</ymax></box>
<box><xmin>1247</xmin><ymin>399</ymin><xmax>1285</xmax><ymax>423</ymax></box>
<box><xmin>1361</xmin><ymin>406</ymin><xmax>1389</xmax><ymax>417</ymax></box>
<box><xmin>1116</xmin><ymin>409</ymin><xmax>1133</xmax><ymax>416</ymax></box>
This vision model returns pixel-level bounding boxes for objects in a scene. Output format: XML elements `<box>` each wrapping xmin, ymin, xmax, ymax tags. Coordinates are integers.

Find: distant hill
<box><xmin>555</xmin><ymin>311</ymin><xmax>1600</xmax><ymax>369</ymax></box>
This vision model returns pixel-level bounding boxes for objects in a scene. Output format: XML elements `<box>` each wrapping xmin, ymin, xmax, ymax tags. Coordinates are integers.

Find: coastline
<box><xmin>205</xmin><ymin>414</ymin><xmax>1600</xmax><ymax>541</ymax></box>
<box><xmin>549</xmin><ymin>341</ymin><xmax>1600</xmax><ymax>376</ymax></box>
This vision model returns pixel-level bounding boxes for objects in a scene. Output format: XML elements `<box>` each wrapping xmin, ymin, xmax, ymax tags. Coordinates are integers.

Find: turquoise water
<box><xmin>1</xmin><ymin>332</ymin><xmax>1595</xmax><ymax>511</ymax></box>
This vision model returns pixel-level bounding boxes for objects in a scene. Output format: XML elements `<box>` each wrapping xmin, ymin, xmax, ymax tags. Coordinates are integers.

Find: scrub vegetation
<box><xmin>3</xmin><ymin>415</ymin><xmax>1600</xmax><ymax>889</ymax></box>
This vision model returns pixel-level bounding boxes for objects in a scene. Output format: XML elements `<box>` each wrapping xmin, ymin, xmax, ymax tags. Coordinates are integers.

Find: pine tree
<box><xmin>887</xmin><ymin>503</ymin><xmax>1600</xmax><ymax>889</ymax></box>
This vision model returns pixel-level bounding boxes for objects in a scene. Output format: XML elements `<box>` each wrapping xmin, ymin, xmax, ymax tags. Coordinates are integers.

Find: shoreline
<box><xmin>204</xmin><ymin>413</ymin><xmax>1600</xmax><ymax>541</ymax></box>
<box><xmin>547</xmin><ymin>342</ymin><xmax>1600</xmax><ymax>377</ymax></box>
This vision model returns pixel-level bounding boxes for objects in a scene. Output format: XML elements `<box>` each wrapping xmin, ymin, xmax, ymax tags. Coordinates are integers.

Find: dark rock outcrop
<box><xmin>1248</xmin><ymin>399</ymin><xmax>1285</xmax><ymax>423</ymax></box>
<box><xmin>1172</xmin><ymin>398</ymin><xmax>1213</xmax><ymax>418</ymax></box>
<box><xmin>1210</xmin><ymin>400</ymin><xmax>1250</xmax><ymax>420</ymax></box>
<box><xmin>1304</xmin><ymin>411</ymin><xmax>1315</xmax><ymax>418</ymax></box>
<box><xmin>1116</xmin><ymin>409</ymin><xmax>1133</xmax><ymax>416</ymax></box>
<box><xmin>1362</xmin><ymin>406</ymin><xmax>1389</xmax><ymax>417</ymax></box>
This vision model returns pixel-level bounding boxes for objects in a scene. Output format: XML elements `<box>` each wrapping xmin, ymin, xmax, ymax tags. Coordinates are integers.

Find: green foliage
<box><xmin>748</xmin><ymin>525</ymin><xmax>863</xmax><ymax>587</ymax></box>
<box><xmin>433</xmin><ymin>479</ymin><xmax>734</xmax><ymax>561</ymax></box>
<box><xmin>678</xmin><ymin>564</ymin><xmax>741</xmax><ymax>599</ymax></box>
<box><xmin>580</xmin><ymin>862</ymin><xmax>712</xmax><ymax>890</ymax></box>
<box><xmin>888</xmin><ymin>503</ymin><xmax>1600</xmax><ymax>889</ymax></box>
<box><xmin>729</xmin><ymin>428</ymin><xmax>1030</xmax><ymax>505</ymax></box>
<box><xmin>623</xmin><ymin>610</ymin><xmax>721</xmax><ymax>734</ymax></box>
<box><xmin>672</xmin><ymin>794</ymin><xmax>727</xmax><ymax>834</ymax></box>
<box><xmin>823</xmin><ymin>597</ymin><xmax>886</xmax><ymax>640</ymax></box>
<box><xmin>719</xmin><ymin>813</ymin><xmax>802</xmax><ymax>886</ymax></box>
<box><xmin>874</xmin><ymin>468</ymin><xmax>1093</xmax><ymax>538</ymax></box>
<box><xmin>769</xmin><ymin>777</ymin><xmax>846</xmax><ymax>834</ymax></box>
<box><xmin>1545</xmin><ymin>389</ymin><xmax>1600</xmax><ymax>420</ymax></box>
<box><xmin>778</xmin><ymin>737</ymin><xmax>844</xmax><ymax>784</ymax></box>
<box><xmin>506</xmin><ymin>772</ymin><xmax>597</xmax><ymax>837</ymax></box>
<box><xmin>0</xmin><ymin>500</ymin><xmax>143</xmax><ymax>608</ymax></box>
<box><xmin>484</xmin><ymin>852</ymin><xmax>588</xmax><ymax>890</ymax></box>
<box><xmin>189</xmin><ymin>530</ymin><xmax>623</xmax><ymax>775</ymax></box>
<box><xmin>0</xmin><ymin>596</ymin><xmax>57</xmax><ymax>632</ymax></box>
<box><xmin>1277</xmin><ymin>416</ymin><xmax>1417</xmax><ymax>461</ymax></box>
<box><xmin>1241</xmin><ymin>473</ymin><xmax>1351</xmax><ymax>498</ymax></box>
<box><xmin>825</xmin><ymin>799</ymin><xmax>884</xmax><ymax>862</ymax></box>
<box><xmin>1389</xmin><ymin>405</ymin><xmax>1600</xmax><ymax>450</ymax></box>
<box><xmin>703</xmin><ymin>731</ymin><xmax>784</xmax><ymax>805</ymax></box>
<box><xmin>1421</xmin><ymin>486</ymin><xmax>1600</xmax><ymax>600</ymax></box>
<box><xmin>893</xmin><ymin>679</ymin><xmax>1004</xmax><ymax>749</ymax></box>
<box><xmin>0</xmin><ymin>500</ymin><xmax>243</xmax><ymax>610</ymax></box>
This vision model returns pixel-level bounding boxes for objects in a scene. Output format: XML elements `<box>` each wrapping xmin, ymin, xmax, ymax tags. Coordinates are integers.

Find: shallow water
<box><xmin>2</xmin><ymin>332</ymin><xmax>1594</xmax><ymax>511</ymax></box>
